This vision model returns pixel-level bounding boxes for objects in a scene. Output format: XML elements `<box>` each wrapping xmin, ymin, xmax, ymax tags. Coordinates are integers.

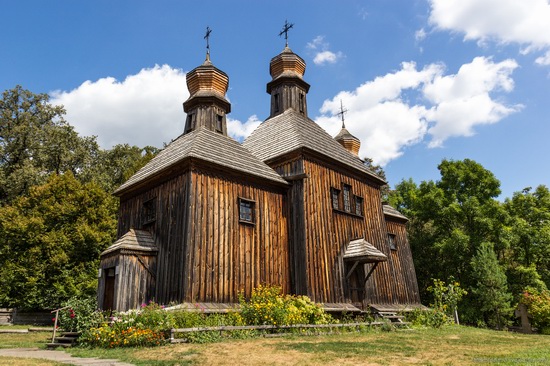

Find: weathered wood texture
<box><xmin>273</xmin><ymin>153</ymin><xmax>419</xmax><ymax>306</ymax></box>
<box><xmin>116</xmin><ymin>165</ymin><xmax>289</xmax><ymax>308</ymax></box>
<box><xmin>384</xmin><ymin>218</ymin><xmax>421</xmax><ymax>304</ymax></box>
<box><xmin>184</xmin><ymin>168</ymin><xmax>290</xmax><ymax>302</ymax></box>
<box><xmin>117</xmin><ymin>172</ymin><xmax>190</xmax><ymax>305</ymax></box>
<box><xmin>98</xmin><ymin>252</ymin><xmax>157</xmax><ymax>311</ymax></box>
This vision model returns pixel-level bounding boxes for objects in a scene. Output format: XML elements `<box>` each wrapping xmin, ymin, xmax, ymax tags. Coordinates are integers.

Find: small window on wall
<box><xmin>331</xmin><ymin>187</ymin><xmax>340</xmax><ymax>210</ymax></box>
<box><xmin>216</xmin><ymin>114</ymin><xmax>223</xmax><ymax>133</ymax></box>
<box><xmin>274</xmin><ymin>94</ymin><xmax>280</xmax><ymax>113</ymax></box>
<box><xmin>185</xmin><ymin>113</ymin><xmax>195</xmax><ymax>133</ymax></box>
<box><xmin>343</xmin><ymin>184</ymin><xmax>352</xmax><ymax>213</ymax></box>
<box><xmin>354</xmin><ymin>196</ymin><xmax>364</xmax><ymax>216</ymax></box>
<box><xmin>299</xmin><ymin>93</ymin><xmax>305</xmax><ymax>113</ymax></box>
<box><xmin>239</xmin><ymin>198</ymin><xmax>255</xmax><ymax>224</ymax></box>
<box><xmin>388</xmin><ymin>233</ymin><xmax>397</xmax><ymax>250</ymax></box>
<box><xmin>142</xmin><ymin>197</ymin><xmax>157</xmax><ymax>226</ymax></box>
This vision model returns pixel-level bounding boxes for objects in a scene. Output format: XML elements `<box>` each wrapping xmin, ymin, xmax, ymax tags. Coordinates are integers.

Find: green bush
<box><xmin>239</xmin><ymin>285</ymin><xmax>333</xmax><ymax>326</ymax></box>
<box><xmin>81</xmin><ymin>325</ymin><xmax>166</xmax><ymax>348</ymax></box>
<box><xmin>58</xmin><ymin>296</ymin><xmax>101</xmax><ymax>332</ymax></box>
<box><xmin>521</xmin><ymin>287</ymin><xmax>550</xmax><ymax>334</ymax></box>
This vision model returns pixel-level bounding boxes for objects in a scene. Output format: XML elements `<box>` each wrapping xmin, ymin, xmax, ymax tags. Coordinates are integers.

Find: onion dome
<box><xmin>335</xmin><ymin>126</ymin><xmax>361</xmax><ymax>157</ymax></box>
<box><xmin>184</xmin><ymin>54</ymin><xmax>230</xmax><ymax>113</ymax></box>
<box><xmin>267</xmin><ymin>46</ymin><xmax>310</xmax><ymax>94</ymax></box>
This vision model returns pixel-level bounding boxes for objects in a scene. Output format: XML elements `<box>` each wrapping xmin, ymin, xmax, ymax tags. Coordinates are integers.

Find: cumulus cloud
<box><xmin>316</xmin><ymin>57</ymin><xmax>520</xmax><ymax>165</ymax></box>
<box><xmin>50</xmin><ymin>64</ymin><xmax>188</xmax><ymax>148</ymax></box>
<box><xmin>227</xmin><ymin>115</ymin><xmax>262</xmax><ymax>141</ymax></box>
<box><xmin>307</xmin><ymin>36</ymin><xmax>344</xmax><ymax>65</ymax></box>
<box><xmin>428</xmin><ymin>0</ymin><xmax>550</xmax><ymax>64</ymax></box>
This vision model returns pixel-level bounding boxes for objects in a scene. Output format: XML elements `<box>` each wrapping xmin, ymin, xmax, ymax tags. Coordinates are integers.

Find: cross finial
<box><xmin>336</xmin><ymin>100</ymin><xmax>348</xmax><ymax>128</ymax></box>
<box><xmin>279</xmin><ymin>20</ymin><xmax>294</xmax><ymax>47</ymax></box>
<box><xmin>204</xmin><ymin>26</ymin><xmax>212</xmax><ymax>58</ymax></box>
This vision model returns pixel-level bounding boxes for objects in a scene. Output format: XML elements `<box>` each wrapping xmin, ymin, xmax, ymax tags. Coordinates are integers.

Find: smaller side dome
<box><xmin>186</xmin><ymin>56</ymin><xmax>229</xmax><ymax>98</ymax></box>
<box><xmin>335</xmin><ymin>127</ymin><xmax>361</xmax><ymax>157</ymax></box>
<box><xmin>269</xmin><ymin>46</ymin><xmax>306</xmax><ymax>81</ymax></box>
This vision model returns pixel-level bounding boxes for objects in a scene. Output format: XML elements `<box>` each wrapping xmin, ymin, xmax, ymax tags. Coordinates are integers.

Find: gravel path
<box><xmin>0</xmin><ymin>347</ymin><xmax>134</xmax><ymax>366</ymax></box>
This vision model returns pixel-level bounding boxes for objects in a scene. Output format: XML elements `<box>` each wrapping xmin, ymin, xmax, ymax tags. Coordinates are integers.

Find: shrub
<box><xmin>239</xmin><ymin>285</ymin><xmax>333</xmax><ymax>326</ymax></box>
<box><xmin>520</xmin><ymin>287</ymin><xmax>550</xmax><ymax>334</ymax></box>
<box><xmin>82</xmin><ymin>325</ymin><xmax>166</xmax><ymax>348</ymax></box>
<box><xmin>58</xmin><ymin>296</ymin><xmax>101</xmax><ymax>332</ymax></box>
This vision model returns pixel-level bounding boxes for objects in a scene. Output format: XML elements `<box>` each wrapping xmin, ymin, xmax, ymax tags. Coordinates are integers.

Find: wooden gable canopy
<box><xmin>343</xmin><ymin>238</ymin><xmax>387</xmax><ymax>264</ymax></box>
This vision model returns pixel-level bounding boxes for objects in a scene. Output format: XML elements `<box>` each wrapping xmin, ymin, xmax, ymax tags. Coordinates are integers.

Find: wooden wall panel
<box><xmin>385</xmin><ymin>219</ymin><xmax>421</xmax><ymax>304</ymax></box>
<box><xmin>117</xmin><ymin>172</ymin><xmax>190</xmax><ymax>305</ymax></box>
<box><xmin>184</xmin><ymin>169</ymin><xmax>290</xmax><ymax>303</ymax></box>
<box><xmin>298</xmin><ymin>156</ymin><xmax>419</xmax><ymax>306</ymax></box>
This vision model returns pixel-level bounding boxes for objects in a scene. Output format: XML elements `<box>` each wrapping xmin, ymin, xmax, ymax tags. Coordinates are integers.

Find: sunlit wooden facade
<box><xmin>98</xmin><ymin>44</ymin><xmax>421</xmax><ymax>312</ymax></box>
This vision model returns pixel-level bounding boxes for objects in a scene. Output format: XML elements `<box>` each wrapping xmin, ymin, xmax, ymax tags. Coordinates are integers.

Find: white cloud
<box><xmin>227</xmin><ymin>115</ymin><xmax>262</xmax><ymax>141</ymax></box>
<box><xmin>428</xmin><ymin>0</ymin><xmax>550</xmax><ymax>63</ymax></box>
<box><xmin>316</xmin><ymin>57</ymin><xmax>520</xmax><ymax>165</ymax></box>
<box><xmin>307</xmin><ymin>36</ymin><xmax>344</xmax><ymax>65</ymax></box>
<box><xmin>415</xmin><ymin>28</ymin><xmax>427</xmax><ymax>42</ymax></box>
<box><xmin>535</xmin><ymin>50</ymin><xmax>550</xmax><ymax>66</ymax></box>
<box><xmin>50</xmin><ymin>64</ymin><xmax>188</xmax><ymax>148</ymax></box>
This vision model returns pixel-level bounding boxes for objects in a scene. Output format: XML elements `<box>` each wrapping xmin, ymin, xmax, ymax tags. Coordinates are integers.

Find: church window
<box><xmin>388</xmin><ymin>233</ymin><xmax>397</xmax><ymax>250</ymax></box>
<box><xmin>216</xmin><ymin>114</ymin><xmax>223</xmax><ymax>133</ymax></box>
<box><xmin>354</xmin><ymin>196</ymin><xmax>364</xmax><ymax>216</ymax></box>
<box><xmin>331</xmin><ymin>187</ymin><xmax>340</xmax><ymax>210</ymax></box>
<box><xmin>142</xmin><ymin>197</ymin><xmax>157</xmax><ymax>226</ymax></box>
<box><xmin>274</xmin><ymin>93</ymin><xmax>280</xmax><ymax>113</ymax></box>
<box><xmin>343</xmin><ymin>184</ymin><xmax>352</xmax><ymax>213</ymax></box>
<box><xmin>239</xmin><ymin>198</ymin><xmax>255</xmax><ymax>224</ymax></box>
<box><xmin>185</xmin><ymin>113</ymin><xmax>196</xmax><ymax>133</ymax></box>
<box><xmin>299</xmin><ymin>93</ymin><xmax>304</xmax><ymax>113</ymax></box>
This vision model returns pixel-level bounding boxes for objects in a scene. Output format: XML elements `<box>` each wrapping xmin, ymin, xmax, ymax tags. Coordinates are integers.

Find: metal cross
<box><xmin>279</xmin><ymin>20</ymin><xmax>294</xmax><ymax>47</ymax></box>
<box><xmin>204</xmin><ymin>26</ymin><xmax>212</xmax><ymax>55</ymax></box>
<box><xmin>336</xmin><ymin>100</ymin><xmax>348</xmax><ymax>128</ymax></box>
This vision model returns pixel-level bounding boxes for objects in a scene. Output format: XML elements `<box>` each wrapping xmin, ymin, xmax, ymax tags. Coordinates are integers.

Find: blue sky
<box><xmin>2</xmin><ymin>0</ymin><xmax>550</xmax><ymax>198</ymax></box>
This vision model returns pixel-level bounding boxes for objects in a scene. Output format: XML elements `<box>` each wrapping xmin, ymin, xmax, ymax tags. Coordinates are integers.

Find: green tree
<box><xmin>389</xmin><ymin>159</ymin><xmax>511</xmax><ymax>325</ymax></box>
<box><xmin>471</xmin><ymin>243</ymin><xmax>513</xmax><ymax>329</ymax></box>
<box><xmin>504</xmin><ymin>185</ymin><xmax>550</xmax><ymax>290</ymax></box>
<box><xmin>0</xmin><ymin>86</ymin><xmax>100</xmax><ymax>202</ymax></box>
<box><xmin>0</xmin><ymin>173</ymin><xmax>117</xmax><ymax>310</ymax></box>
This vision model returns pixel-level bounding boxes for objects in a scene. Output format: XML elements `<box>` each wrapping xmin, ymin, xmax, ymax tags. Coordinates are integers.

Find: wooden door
<box><xmin>344</xmin><ymin>261</ymin><xmax>365</xmax><ymax>306</ymax></box>
<box><xmin>102</xmin><ymin>268</ymin><xmax>116</xmax><ymax>310</ymax></box>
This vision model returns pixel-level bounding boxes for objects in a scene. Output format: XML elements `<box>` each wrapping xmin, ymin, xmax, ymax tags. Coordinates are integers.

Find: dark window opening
<box><xmin>216</xmin><ymin>114</ymin><xmax>223</xmax><ymax>133</ymax></box>
<box><xmin>185</xmin><ymin>113</ymin><xmax>195</xmax><ymax>133</ymax></box>
<box><xmin>354</xmin><ymin>196</ymin><xmax>364</xmax><ymax>216</ymax></box>
<box><xmin>343</xmin><ymin>184</ymin><xmax>352</xmax><ymax>213</ymax></box>
<box><xmin>274</xmin><ymin>94</ymin><xmax>280</xmax><ymax>113</ymax></box>
<box><xmin>239</xmin><ymin>198</ymin><xmax>255</xmax><ymax>224</ymax></box>
<box><xmin>331</xmin><ymin>187</ymin><xmax>340</xmax><ymax>210</ymax></box>
<box><xmin>299</xmin><ymin>93</ymin><xmax>305</xmax><ymax>113</ymax></box>
<box><xmin>142</xmin><ymin>197</ymin><xmax>157</xmax><ymax>226</ymax></box>
<box><xmin>388</xmin><ymin>233</ymin><xmax>397</xmax><ymax>250</ymax></box>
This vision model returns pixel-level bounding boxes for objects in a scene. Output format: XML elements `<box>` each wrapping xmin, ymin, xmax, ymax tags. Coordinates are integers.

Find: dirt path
<box><xmin>0</xmin><ymin>348</ymin><xmax>134</xmax><ymax>366</ymax></box>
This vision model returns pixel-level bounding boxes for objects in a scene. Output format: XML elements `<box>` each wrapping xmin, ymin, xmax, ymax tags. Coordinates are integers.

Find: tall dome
<box><xmin>182</xmin><ymin>46</ymin><xmax>230</xmax><ymax>135</ymax></box>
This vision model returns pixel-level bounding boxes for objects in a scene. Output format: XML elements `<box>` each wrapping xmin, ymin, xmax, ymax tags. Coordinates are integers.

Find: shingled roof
<box><xmin>101</xmin><ymin>229</ymin><xmax>158</xmax><ymax>256</ymax></box>
<box><xmin>115</xmin><ymin>127</ymin><xmax>288</xmax><ymax>195</ymax></box>
<box><xmin>343</xmin><ymin>238</ymin><xmax>388</xmax><ymax>263</ymax></box>
<box><xmin>383</xmin><ymin>204</ymin><xmax>409</xmax><ymax>221</ymax></box>
<box><xmin>243</xmin><ymin>109</ymin><xmax>385</xmax><ymax>184</ymax></box>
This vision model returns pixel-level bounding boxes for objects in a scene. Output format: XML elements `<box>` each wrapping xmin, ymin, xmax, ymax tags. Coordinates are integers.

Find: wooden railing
<box><xmin>50</xmin><ymin>306</ymin><xmax>70</xmax><ymax>343</ymax></box>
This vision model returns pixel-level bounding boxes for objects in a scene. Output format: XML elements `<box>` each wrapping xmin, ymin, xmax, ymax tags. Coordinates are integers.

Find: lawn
<box><xmin>1</xmin><ymin>325</ymin><xmax>550</xmax><ymax>365</ymax></box>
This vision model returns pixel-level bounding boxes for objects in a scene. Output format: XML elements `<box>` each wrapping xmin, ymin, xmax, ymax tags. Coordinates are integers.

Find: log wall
<box><xmin>184</xmin><ymin>168</ymin><xmax>290</xmax><ymax>302</ymax></box>
<box><xmin>117</xmin><ymin>166</ymin><xmax>290</xmax><ymax>306</ymax></box>
<box><xmin>385</xmin><ymin>218</ymin><xmax>421</xmax><ymax>304</ymax></box>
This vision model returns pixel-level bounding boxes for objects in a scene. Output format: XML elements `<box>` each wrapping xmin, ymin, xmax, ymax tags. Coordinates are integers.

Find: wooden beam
<box><xmin>346</xmin><ymin>261</ymin><xmax>359</xmax><ymax>279</ymax></box>
<box><xmin>364</xmin><ymin>262</ymin><xmax>379</xmax><ymax>285</ymax></box>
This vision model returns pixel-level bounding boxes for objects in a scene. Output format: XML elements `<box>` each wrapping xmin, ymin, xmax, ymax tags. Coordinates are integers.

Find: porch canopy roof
<box><xmin>101</xmin><ymin>229</ymin><xmax>158</xmax><ymax>257</ymax></box>
<box><xmin>343</xmin><ymin>238</ymin><xmax>387</xmax><ymax>264</ymax></box>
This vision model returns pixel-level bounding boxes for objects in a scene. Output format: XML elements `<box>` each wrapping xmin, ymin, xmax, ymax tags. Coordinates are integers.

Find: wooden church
<box><xmin>98</xmin><ymin>28</ymin><xmax>421</xmax><ymax>314</ymax></box>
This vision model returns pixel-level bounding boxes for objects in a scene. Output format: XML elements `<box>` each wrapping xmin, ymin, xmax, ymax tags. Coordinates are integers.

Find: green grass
<box><xmin>1</xmin><ymin>325</ymin><xmax>550</xmax><ymax>365</ymax></box>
